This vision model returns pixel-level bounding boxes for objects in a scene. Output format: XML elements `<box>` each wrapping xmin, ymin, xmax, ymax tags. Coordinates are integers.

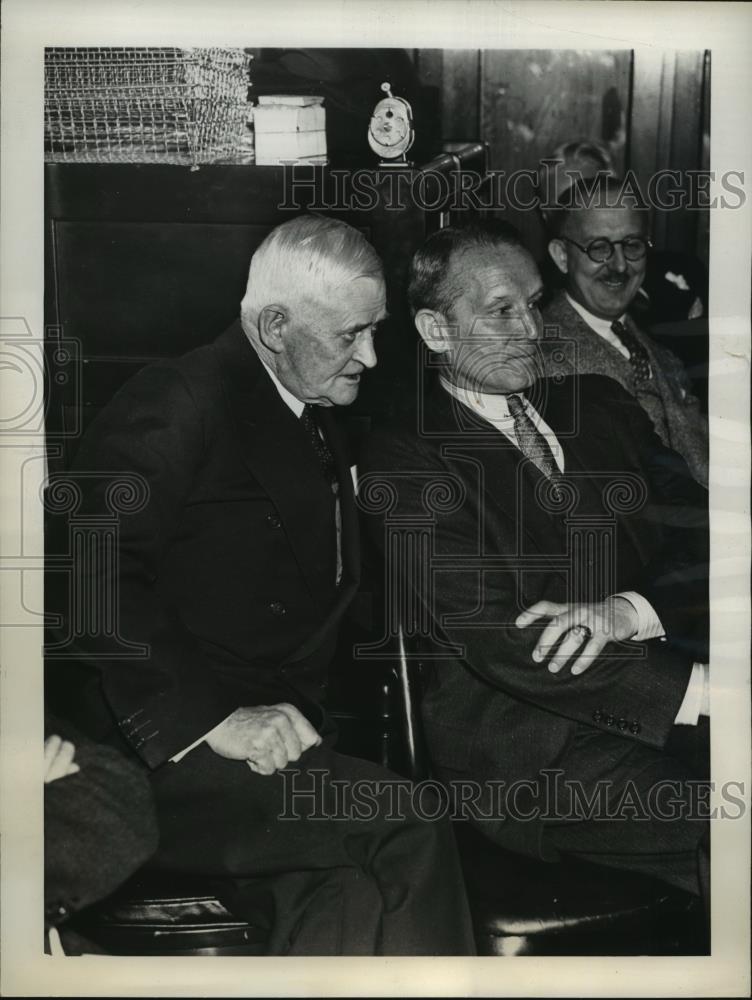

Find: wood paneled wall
<box><xmin>413</xmin><ymin>48</ymin><xmax>710</xmax><ymax>266</ymax></box>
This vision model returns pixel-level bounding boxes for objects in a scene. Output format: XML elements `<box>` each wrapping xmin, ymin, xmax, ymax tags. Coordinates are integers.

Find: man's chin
<box><xmin>329</xmin><ymin>384</ymin><xmax>360</xmax><ymax>406</ymax></box>
<box><xmin>594</xmin><ymin>281</ymin><xmax>637</xmax><ymax>312</ymax></box>
<box><xmin>588</xmin><ymin>291</ymin><xmax>632</xmax><ymax>318</ymax></box>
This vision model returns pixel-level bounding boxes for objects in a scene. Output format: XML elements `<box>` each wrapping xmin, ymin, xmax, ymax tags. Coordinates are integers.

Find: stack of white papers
<box><xmin>253</xmin><ymin>95</ymin><xmax>327</xmax><ymax>165</ymax></box>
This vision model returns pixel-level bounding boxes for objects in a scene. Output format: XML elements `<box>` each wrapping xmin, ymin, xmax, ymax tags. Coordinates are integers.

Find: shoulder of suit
<box><xmin>547</xmin><ymin>372</ymin><xmax>636</xmax><ymax>409</ymax></box>
<box><xmin>361</xmin><ymin>405</ymin><xmax>433</xmax><ymax>472</ymax></box>
<box><xmin>626</xmin><ymin>317</ymin><xmax>692</xmax><ymax>375</ymax></box>
<box><xmin>540</xmin><ymin>294</ymin><xmax>591</xmax><ymax>340</ymax></box>
<box><xmin>540</xmin><ymin>290</ymin><xmax>571</xmax><ymax>321</ymax></box>
<box><xmin>117</xmin><ymin>335</ymin><xmax>231</xmax><ymax>410</ymax></box>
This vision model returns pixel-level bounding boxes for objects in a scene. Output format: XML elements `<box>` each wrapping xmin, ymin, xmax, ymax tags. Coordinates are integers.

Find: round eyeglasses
<box><xmin>561</xmin><ymin>236</ymin><xmax>652</xmax><ymax>263</ymax></box>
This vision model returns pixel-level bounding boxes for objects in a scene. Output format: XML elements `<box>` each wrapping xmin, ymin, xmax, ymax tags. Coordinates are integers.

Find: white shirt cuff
<box><xmin>169</xmin><ymin>715</ymin><xmax>231</xmax><ymax>763</ymax></box>
<box><xmin>616</xmin><ymin>591</ymin><xmax>666</xmax><ymax>641</ymax></box>
<box><xmin>675</xmin><ymin>663</ymin><xmax>709</xmax><ymax>725</ymax></box>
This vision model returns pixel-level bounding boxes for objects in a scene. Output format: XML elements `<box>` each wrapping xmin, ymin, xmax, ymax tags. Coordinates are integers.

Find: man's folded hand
<box><xmin>205</xmin><ymin>704</ymin><xmax>322</xmax><ymax>775</ymax></box>
<box><xmin>515</xmin><ymin>597</ymin><xmax>639</xmax><ymax>676</ymax></box>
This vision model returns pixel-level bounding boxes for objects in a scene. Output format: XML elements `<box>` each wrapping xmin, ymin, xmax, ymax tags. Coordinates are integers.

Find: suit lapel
<box><xmin>546</xmin><ymin>293</ymin><xmax>632</xmax><ymax>380</ymax></box>
<box><xmin>537</xmin><ymin>377</ymin><xmax>658</xmax><ymax>572</ymax></box>
<box><xmin>213</xmin><ymin>323</ymin><xmax>338</xmax><ymax>605</ymax></box>
<box><xmin>427</xmin><ymin>383</ymin><xmax>568</xmax><ymax>565</ymax></box>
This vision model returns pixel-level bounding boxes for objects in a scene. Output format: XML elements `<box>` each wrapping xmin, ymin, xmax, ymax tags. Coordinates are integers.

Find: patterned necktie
<box><xmin>301</xmin><ymin>404</ymin><xmax>337</xmax><ymax>490</ymax></box>
<box><xmin>301</xmin><ymin>404</ymin><xmax>342</xmax><ymax>585</ymax></box>
<box><xmin>506</xmin><ymin>394</ymin><xmax>559</xmax><ymax>480</ymax></box>
<box><xmin>611</xmin><ymin>319</ymin><xmax>651</xmax><ymax>383</ymax></box>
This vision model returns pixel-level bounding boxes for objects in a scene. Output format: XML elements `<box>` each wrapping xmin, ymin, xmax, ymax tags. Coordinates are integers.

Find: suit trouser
<box><xmin>542</xmin><ymin>719</ymin><xmax>710</xmax><ymax>903</ymax></box>
<box><xmin>149</xmin><ymin>741</ymin><xmax>476</xmax><ymax>956</ymax></box>
<box><xmin>455</xmin><ymin>720</ymin><xmax>710</xmax><ymax>906</ymax></box>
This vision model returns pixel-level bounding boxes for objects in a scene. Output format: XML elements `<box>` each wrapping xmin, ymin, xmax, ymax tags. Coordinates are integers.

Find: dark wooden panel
<box><xmin>481</xmin><ymin>49</ymin><xmax>632</xmax><ymax>171</ymax></box>
<box><xmin>46</xmin><ymin>164</ymin><xmax>297</xmax><ymax>224</ymax></box>
<box><xmin>666</xmin><ymin>51</ymin><xmax>706</xmax><ymax>262</ymax></box>
<box><xmin>696</xmin><ymin>50</ymin><xmax>711</xmax><ymax>272</ymax></box>
<box><xmin>629</xmin><ymin>49</ymin><xmax>709</xmax><ymax>259</ymax></box>
<box><xmin>441</xmin><ymin>50</ymin><xmax>481</xmax><ymax>142</ymax></box>
<box><xmin>54</xmin><ymin>220</ymin><xmax>274</xmax><ymax>358</ymax></box>
<box><xmin>629</xmin><ymin>49</ymin><xmax>674</xmax><ymax>251</ymax></box>
<box><xmin>480</xmin><ymin>49</ymin><xmax>631</xmax><ymax>261</ymax></box>
<box><xmin>413</xmin><ymin>50</ymin><xmax>481</xmax><ymax>146</ymax></box>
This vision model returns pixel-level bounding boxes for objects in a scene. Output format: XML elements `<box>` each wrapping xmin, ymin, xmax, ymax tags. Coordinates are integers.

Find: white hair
<box><xmin>240</xmin><ymin>215</ymin><xmax>383</xmax><ymax>330</ymax></box>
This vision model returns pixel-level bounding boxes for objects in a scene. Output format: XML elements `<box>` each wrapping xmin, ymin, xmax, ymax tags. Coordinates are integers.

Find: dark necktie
<box><xmin>611</xmin><ymin>319</ymin><xmax>651</xmax><ymax>383</ymax></box>
<box><xmin>301</xmin><ymin>404</ymin><xmax>342</xmax><ymax>585</ymax></box>
<box><xmin>506</xmin><ymin>393</ymin><xmax>560</xmax><ymax>481</ymax></box>
<box><xmin>301</xmin><ymin>404</ymin><xmax>338</xmax><ymax>491</ymax></box>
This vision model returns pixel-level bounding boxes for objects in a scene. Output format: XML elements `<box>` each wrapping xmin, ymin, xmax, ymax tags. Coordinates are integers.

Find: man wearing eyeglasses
<box><xmin>542</xmin><ymin>176</ymin><xmax>708</xmax><ymax>487</ymax></box>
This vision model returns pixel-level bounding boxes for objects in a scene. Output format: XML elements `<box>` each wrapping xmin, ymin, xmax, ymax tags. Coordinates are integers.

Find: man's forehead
<box><xmin>452</xmin><ymin>245</ymin><xmax>539</xmax><ymax>293</ymax></box>
<box><xmin>310</xmin><ymin>273</ymin><xmax>385</xmax><ymax>305</ymax></box>
<box><xmin>571</xmin><ymin>205</ymin><xmax>649</xmax><ymax>237</ymax></box>
<box><xmin>303</xmin><ymin>275</ymin><xmax>386</xmax><ymax>327</ymax></box>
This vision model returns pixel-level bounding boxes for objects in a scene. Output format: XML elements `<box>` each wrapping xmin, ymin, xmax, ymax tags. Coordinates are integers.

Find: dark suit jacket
<box><xmin>540</xmin><ymin>292</ymin><xmax>708</xmax><ymax>487</ymax></box>
<box><xmin>44</xmin><ymin>715</ymin><xmax>158</xmax><ymax>928</ymax></box>
<box><xmin>48</xmin><ymin>322</ymin><xmax>359</xmax><ymax>769</ymax></box>
<box><xmin>361</xmin><ymin>374</ymin><xmax>709</xmax><ymax>855</ymax></box>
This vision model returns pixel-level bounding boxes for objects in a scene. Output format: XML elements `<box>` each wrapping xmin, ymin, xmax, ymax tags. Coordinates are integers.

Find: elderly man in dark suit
<box><xmin>361</xmin><ymin>222</ymin><xmax>710</xmax><ymax>902</ymax></box>
<box><xmin>47</xmin><ymin>215</ymin><xmax>474</xmax><ymax>955</ymax></box>
<box><xmin>541</xmin><ymin>176</ymin><xmax>708</xmax><ymax>487</ymax></box>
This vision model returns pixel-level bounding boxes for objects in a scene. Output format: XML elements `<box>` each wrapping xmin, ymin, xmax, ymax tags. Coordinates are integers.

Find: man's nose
<box><xmin>519</xmin><ymin>309</ymin><xmax>540</xmax><ymax>340</ymax></box>
<box><xmin>610</xmin><ymin>244</ymin><xmax>628</xmax><ymax>271</ymax></box>
<box><xmin>353</xmin><ymin>330</ymin><xmax>377</xmax><ymax>369</ymax></box>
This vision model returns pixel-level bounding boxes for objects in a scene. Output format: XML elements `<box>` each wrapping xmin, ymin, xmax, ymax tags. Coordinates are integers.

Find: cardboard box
<box><xmin>254</xmin><ymin>129</ymin><xmax>327</xmax><ymax>165</ymax></box>
<box><xmin>253</xmin><ymin>103</ymin><xmax>326</xmax><ymax>134</ymax></box>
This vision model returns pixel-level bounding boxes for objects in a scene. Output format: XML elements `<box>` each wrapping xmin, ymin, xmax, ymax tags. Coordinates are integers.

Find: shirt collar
<box><xmin>565</xmin><ymin>292</ymin><xmax>626</xmax><ymax>338</ymax></box>
<box><xmin>439</xmin><ymin>376</ymin><xmax>520</xmax><ymax>423</ymax></box>
<box><xmin>247</xmin><ymin>338</ymin><xmax>306</xmax><ymax>418</ymax></box>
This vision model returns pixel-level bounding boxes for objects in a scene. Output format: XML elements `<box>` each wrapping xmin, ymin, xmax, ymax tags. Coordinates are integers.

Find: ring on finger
<box><xmin>570</xmin><ymin>624</ymin><xmax>593</xmax><ymax>639</ymax></box>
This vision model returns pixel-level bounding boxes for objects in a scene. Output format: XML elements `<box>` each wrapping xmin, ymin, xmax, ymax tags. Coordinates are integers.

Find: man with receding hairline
<box><xmin>362</xmin><ymin>220</ymin><xmax>710</xmax><ymax>908</ymax></box>
<box><xmin>50</xmin><ymin>214</ymin><xmax>475</xmax><ymax>955</ymax></box>
<box><xmin>541</xmin><ymin>175</ymin><xmax>708</xmax><ymax>486</ymax></box>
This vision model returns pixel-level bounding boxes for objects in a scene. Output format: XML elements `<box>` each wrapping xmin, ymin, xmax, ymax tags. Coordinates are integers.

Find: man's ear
<box><xmin>257</xmin><ymin>305</ymin><xmax>288</xmax><ymax>353</ymax></box>
<box><xmin>414</xmin><ymin>309</ymin><xmax>453</xmax><ymax>354</ymax></box>
<box><xmin>547</xmin><ymin>238</ymin><xmax>569</xmax><ymax>276</ymax></box>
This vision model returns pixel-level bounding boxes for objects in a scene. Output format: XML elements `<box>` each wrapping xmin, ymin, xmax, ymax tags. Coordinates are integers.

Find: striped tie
<box><xmin>506</xmin><ymin>394</ymin><xmax>559</xmax><ymax>480</ymax></box>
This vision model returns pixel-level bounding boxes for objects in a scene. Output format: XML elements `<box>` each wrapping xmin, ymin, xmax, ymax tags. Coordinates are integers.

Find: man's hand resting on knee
<box><xmin>206</xmin><ymin>704</ymin><xmax>322</xmax><ymax>775</ymax></box>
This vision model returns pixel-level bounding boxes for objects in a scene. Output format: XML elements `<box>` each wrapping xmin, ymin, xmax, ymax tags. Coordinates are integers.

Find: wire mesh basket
<box><xmin>44</xmin><ymin>47</ymin><xmax>253</xmax><ymax>166</ymax></box>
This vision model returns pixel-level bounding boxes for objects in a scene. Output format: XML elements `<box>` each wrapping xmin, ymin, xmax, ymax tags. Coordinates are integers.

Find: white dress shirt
<box><xmin>438</xmin><ymin>377</ymin><xmax>706</xmax><ymax>725</ymax></box>
<box><xmin>259</xmin><ymin>355</ymin><xmax>305</xmax><ymax>418</ymax></box>
<box><xmin>564</xmin><ymin>293</ymin><xmax>631</xmax><ymax>359</ymax></box>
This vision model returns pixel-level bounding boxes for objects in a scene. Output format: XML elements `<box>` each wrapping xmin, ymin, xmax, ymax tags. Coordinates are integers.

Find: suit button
<box><xmin>266</xmin><ymin>512</ymin><xmax>281</xmax><ymax>528</ymax></box>
<box><xmin>630</xmin><ymin>721</ymin><xmax>641</xmax><ymax>735</ymax></box>
<box><xmin>617</xmin><ymin>718</ymin><xmax>628</xmax><ymax>731</ymax></box>
<box><xmin>592</xmin><ymin>709</ymin><xmax>603</xmax><ymax>723</ymax></box>
<box><xmin>269</xmin><ymin>601</ymin><xmax>287</xmax><ymax>616</ymax></box>
<box><xmin>605</xmin><ymin>715</ymin><xmax>615</xmax><ymax>727</ymax></box>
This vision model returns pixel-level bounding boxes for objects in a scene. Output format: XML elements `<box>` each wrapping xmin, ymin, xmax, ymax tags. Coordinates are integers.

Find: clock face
<box><xmin>368</xmin><ymin>97</ymin><xmax>413</xmax><ymax>158</ymax></box>
<box><xmin>371</xmin><ymin>107</ymin><xmax>408</xmax><ymax>145</ymax></box>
